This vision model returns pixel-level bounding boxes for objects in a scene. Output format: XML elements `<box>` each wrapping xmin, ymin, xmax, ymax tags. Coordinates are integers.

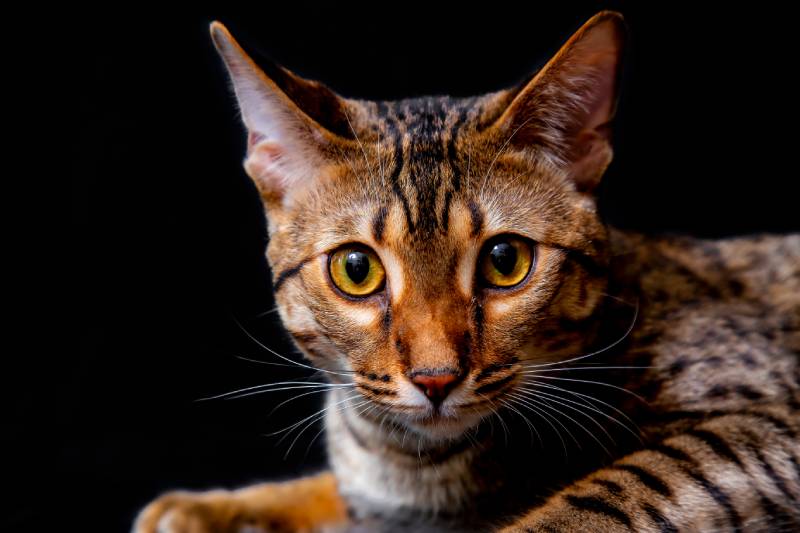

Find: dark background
<box><xmin>60</xmin><ymin>3</ymin><xmax>798</xmax><ymax>531</ymax></box>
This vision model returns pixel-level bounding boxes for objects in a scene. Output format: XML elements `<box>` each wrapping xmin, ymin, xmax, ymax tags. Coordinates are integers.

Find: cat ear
<box><xmin>494</xmin><ymin>11</ymin><xmax>626</xmax><ymax>192</ymax></box>
<box><xmin>210</xmin><ymin>22</ymin><xmax>352</xmax><ymax>206</ymax></box>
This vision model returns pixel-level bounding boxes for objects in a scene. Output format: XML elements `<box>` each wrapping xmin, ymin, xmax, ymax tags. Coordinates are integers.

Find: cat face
<box><xmin>212</xmin><ymin>12</ymin><xmax>625</xmax><ymax>441</ymax></box>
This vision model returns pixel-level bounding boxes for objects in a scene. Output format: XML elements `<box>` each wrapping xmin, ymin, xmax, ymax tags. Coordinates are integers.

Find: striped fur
<box><xmin>135</xmin><ymin>12</ymin><xmax>800</xmax><ymax>533</ymax></box>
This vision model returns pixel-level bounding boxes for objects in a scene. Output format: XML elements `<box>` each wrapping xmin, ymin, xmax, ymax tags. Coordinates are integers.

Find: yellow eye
<box><xmin>479</xmin><ymin>235</ymin><xmax>535</xmax><ymax>288</ymax></box>
<box><xmin>329</xmin><ymin>245</ymin><xmax>386</xmax><ymax>297</ymax></box>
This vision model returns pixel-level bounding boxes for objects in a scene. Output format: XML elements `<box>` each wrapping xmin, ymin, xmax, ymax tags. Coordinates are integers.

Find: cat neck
<box><xmin>325</xmin><ymin>388</ymin><xmax>487</xmax><ymax>516</ymax></box>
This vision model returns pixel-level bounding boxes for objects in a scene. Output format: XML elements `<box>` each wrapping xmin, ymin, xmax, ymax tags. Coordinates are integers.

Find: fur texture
<box><xmin>135</xmin><ymin>12</ymin><xmax>800</xmax><ymax>532</ymax></box>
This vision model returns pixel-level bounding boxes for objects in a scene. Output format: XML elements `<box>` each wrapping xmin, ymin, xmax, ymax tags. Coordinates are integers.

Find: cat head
<box><xmin>211</xmin><ymin>12</ymin><xmax>625</xmax><ymax>441</ymax></box>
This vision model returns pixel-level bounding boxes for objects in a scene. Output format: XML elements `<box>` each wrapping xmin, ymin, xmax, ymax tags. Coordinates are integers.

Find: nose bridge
<box><xmin>394</xmin><ymin>290</ymin><xmax>469</xmax><ymax>373</ymax></box>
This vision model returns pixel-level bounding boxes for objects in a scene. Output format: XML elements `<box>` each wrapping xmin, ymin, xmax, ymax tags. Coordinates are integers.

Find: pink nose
<box><xmin>410</xmin><ymin>372</ymin><xmax>460</xmax><ymax>405</ymax></box>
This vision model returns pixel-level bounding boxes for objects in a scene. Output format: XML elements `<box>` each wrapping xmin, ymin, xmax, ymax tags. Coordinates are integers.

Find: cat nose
<box><xmin>409</xmin><ymin>371</ymin><xmax>461</xmax><ymax>405</ymax></box>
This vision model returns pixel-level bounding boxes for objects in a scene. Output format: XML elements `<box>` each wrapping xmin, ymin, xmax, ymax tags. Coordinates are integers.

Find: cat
<box><xmin>135</xmin><ymin>11</ymin><xmax>800</xmax><ymax>532</ymax></box>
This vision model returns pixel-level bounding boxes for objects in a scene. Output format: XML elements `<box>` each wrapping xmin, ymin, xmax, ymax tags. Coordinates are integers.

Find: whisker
<box><xmin>521</xmin><ymin>297</ymin><xmax>639</xmax><ymax>370</ymax></box>
<box><xmin>253</xmin><ymin>307</ymin><xmax>280</xmax><ymax>318</ymax></box>
<box><xmin>234</xmin><ymin>355</ymin><xmax>310</xmax><ymax>369</ymax></box>
<box><xmin>478</xmin><ymin>393</ymin><xmax>510</xmax><ymax>445</ymax></box>
<box><xmin>532</xmin><ymin>394</ymin><xmax>613</xmax><ymax>457</ymax></box>
<box><xmin>283</xmin><ymin>398</ymin><xmax>370</xmax><ymax>459</ymax></box>
<box><xmin>267</xmin><ymin>393</ymin><xmax>360</xmax><ymax>439</ymax></box>
<box><xmin>498</xmin><ymin>397</ymin><xmax>542</xmax><ymax>445</ymax></box>
<box><xmin>522</xmin><ymin>374</ymin><xmax>646</xmax><ymax>402</ymax></box>
<box><xmin>233</xmin><ymin>317</ymin><xmax>355</xmax><ymax>377</ymax></box>
<box><xmin>515</xmin><ymin>387</ymin><xmax>616</xmax><ymax>449</ymax></box>
<box><xmin>505</xmin><ymin>391</ymin><xmax>580</xmax><ymax>454</ymax></box>
<box><xmin>520</xmin><ymin>365</ymin><xmax>657</xmax><ymax>373</ymax></box>
<box><xmin>523</xmin><ymin>380</ymin><xmax>643</xmax><ymax>442</ymax></box>
<box><xmin>268</xmin><ymin>386</ymin><xmax>353</xmax><ymax>417</ymax></box>
<box><xmin>197</xmin><ymin>381</ymin><xmax>350</xmax><ymax>402</ymax></box>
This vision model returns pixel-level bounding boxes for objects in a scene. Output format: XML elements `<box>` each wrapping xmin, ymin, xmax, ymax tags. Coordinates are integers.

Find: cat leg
<box><xmin>133</xmin><ymin>471</ymin><xmax>348</xmax><ymax>533</ymax></box>
<box><xmin>499</xmin><ymin>402</ymin><xmax>800</xmax><ymax>532</ymax></box>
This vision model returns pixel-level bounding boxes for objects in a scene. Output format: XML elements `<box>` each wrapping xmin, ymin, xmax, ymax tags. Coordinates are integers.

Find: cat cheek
<box><xmin>341</xmin><ymin>306</ymin><xmax>381</xmax><ymax>328</ymax></box>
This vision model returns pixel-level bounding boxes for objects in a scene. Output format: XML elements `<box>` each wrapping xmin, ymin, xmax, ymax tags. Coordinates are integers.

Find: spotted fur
<box><xmin>135</xmin><ymin>11</ymin><xmax>800</xmax><ymax>533</ymax></box>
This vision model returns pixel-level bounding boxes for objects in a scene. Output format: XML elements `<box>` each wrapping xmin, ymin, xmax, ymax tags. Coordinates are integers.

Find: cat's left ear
<box><xmin>494</xmin><ymin>11</ymin><xmax>626</xmax><ymax>192</ymax></box>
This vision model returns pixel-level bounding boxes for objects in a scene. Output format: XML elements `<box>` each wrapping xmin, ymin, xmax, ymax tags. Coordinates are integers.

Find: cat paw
<box><xmin>132</xmin><ymin>489</ymin><xmax>292</xmax><ymax>533</ymax></box>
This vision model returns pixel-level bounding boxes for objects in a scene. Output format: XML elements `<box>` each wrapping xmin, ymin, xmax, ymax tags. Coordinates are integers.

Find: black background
<box><xmin>61</xmin><ymin>3</ymin><xmax>798</xmax><ymax>531</ymax></box>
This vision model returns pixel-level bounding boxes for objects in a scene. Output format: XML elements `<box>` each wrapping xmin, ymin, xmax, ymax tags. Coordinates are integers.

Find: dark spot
<box><xmin>380</xmin><ymin>374</ymin><xmax>391</xmax><ymax>382</ymax></box>
<box><xmin>727</xmin><ymin>279</ymin><xmax>745</xmax><ymax>296</ymax></box>
<box><xmin>367</xmin><ymin>373</ymin><xmax>378</xmax><ymax>381</ymax></box>
<box><xmin>668</xmin><ymin>358</ymin><xmax>688</xmax><ymax>377</ymax></box>
<box><xmin>707</xmin><ymin>384</ymin><xmax>729</xmax><ymax>397</ymax></box>
<box><xmin>639</xmin><ymin>379</ymin><xmax>663</xmax><ymax>401</ymax></box>
<box><xmin>735</xmin><ymin>385</ymin><xmax>764</xmax><ymax>400</ymax></box>
<box><xmin>705</xmin><ymin>356</ymin><xmax>723</xmax><ymax>367</ymax></box>
<box><xmin>739</xmin><ymin>353</ymin><xmax>758</xmax><ymax>368</ymax></box>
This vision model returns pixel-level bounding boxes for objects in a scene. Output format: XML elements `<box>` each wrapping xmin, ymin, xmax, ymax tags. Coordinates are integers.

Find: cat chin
<box><xmin>402</xmin><ymin>410</ymin><xmax>484</xmax><ymax>442</ymax></box>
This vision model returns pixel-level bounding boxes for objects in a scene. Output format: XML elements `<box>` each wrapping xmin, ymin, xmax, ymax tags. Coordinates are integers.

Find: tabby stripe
<box><xmin>289</xmin><ymin>331</ymin><xmax>319</xmax><ymax>345</ymax></box>
<box><xmin>381</xmin><ymin>304</ymin><xmax>392</xmax><ymax>337</ymax></box>
<box><xmin>357</xmin><ymin>383</ymin><xmax>397</xmax><ymax>396</ymax></box>
<box><xmin>653</xmin><ymin>442</ymin><xmax>742</xmax><ymax>528</ymax></box>
<box><xmin>446</xmin><ymin>107</ymin><xmax>468</xmax><ymax>193</ymax></box>
<box><xmin>382</xmin><ymin>109</ymin><xmax>414</xmax><ymax>233</ymax></box>
<box><xmin>756</xmin><ymin>493</ymin><xmax>797</xmax><ymax>529</ymax></box>
<box><xmin>475</xmin><ymin>373</ymin><xmax>514</xmax><ymax>395</ymax></box>
<box><xmin>475</xmin><ymin>363</ymin><xmax>508</xmax><ymax>383</ymax></box>
<box><xmin>642</xmin><ymin>503</ymin><xmax>678</xmax><ymax>533</ymax></box>
<box><xmin>440</xmin><ymin>190</ymin><xmax>453</xmax><ymax>232</ymax></box>
<box><xmin>564</xmin><ymin>494</ymin><xmax>631</xmax><ymax>527</ymax></box>
<box><xmin>744</xmin><ymin>411</ymin><xmax>797</xmax><ymax>439</ymax></box>
<box><xmin>590</xmin><ymin>479</ymin><xmax>624</xmax><ymax>496</ymax></box>
<box><xmin>372</xmin><ymin>205</ymin><xmax>388</xmax><ymax>243</ymax></box>
<box><xmin>651</xmin><ymin>443</ymin><xmax>694</xmax><ymax>463</ymax></box>
<box><xmin>566</xmin><ymin>249</ymin><xmax>608</xmax><ymax>278</ymax></box>
<box><xmin>742</xmin><ymin>432</ymin><xmax>798</xmax><ymax>504</ymax></box>
<box><xmin>273</xmin><ymin>257</ymin><xmax>311</xmax><ymax>292</ymax></box>
<box><xmin>473</xmin><ymin>301</ymin><xmax>485</xmax><ymax>350</ymax></box>
<box><xmin>611</xmin><ymin>464</ymin><xmax>672</xmax><ymax>497</ymax></box>
<box><xmin>686</xmin><ymin>428</ymin><xmax>744</xmax><ymax>467</ymax></box>
<box><xmin>467</xmin><ymin>199</ymin><xmax>484</xmax><ymax>237</ymax></box>
<box><xmin>682</xmin><ymin>469</ymin><xmax>742</xmax><ymax>529</ymax></box>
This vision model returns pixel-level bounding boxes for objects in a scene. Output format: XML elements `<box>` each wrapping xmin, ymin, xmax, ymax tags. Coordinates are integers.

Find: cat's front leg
<box><xmin>133</xmin><ymin>472</ymin><xmax>348</xmax><ymax>533</ymax></box>
<box><xmin>499</xmin><ymin>403</ymin><xmax>799</xmax><ymax>532</ymax></box>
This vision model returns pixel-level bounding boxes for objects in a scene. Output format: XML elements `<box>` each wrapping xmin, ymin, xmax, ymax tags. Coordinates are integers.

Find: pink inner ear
<box><xmin>244</xmin><ymin>141</ymin><xmax>288</xmax><ymax>196</ymax></box>
<box><xmin>247</xmin><ymin>131</ymin><xmax>266</xmax><ymax>152</ymax></box>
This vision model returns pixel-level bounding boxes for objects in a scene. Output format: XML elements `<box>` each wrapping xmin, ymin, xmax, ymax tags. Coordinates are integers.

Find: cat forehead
<box><xmin>351</xmin><ymin>91</ymin><xmax>508</xmax><ymax>146</ymax></box>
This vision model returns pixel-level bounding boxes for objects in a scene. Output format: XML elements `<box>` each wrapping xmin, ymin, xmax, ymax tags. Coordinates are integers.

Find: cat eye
<box><xmin>478</xmin><ymin>235</ymin><xmax>535</xmax><ymax>288</ymax></box>
<box><xmin>328</xmin><ymin>245</ymin><xmax>386</xmax><ymax>297</ymax></box>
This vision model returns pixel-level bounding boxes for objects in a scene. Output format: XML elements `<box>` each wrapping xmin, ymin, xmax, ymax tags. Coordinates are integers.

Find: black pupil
<box><xmin>345</xmin><ymin>251</ymin><xmax>370</xmax><ymax>283</ymax></box>
<box><xmin>490</xmin><ymin>242</ymin><xmax>518</xmax><ymax>275</ymax></box>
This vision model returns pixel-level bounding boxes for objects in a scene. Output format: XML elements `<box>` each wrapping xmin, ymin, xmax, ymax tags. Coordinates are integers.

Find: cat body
<box><xmin>135</xmin><ymin>12</ymin><xmax>800</xmax><ymax>532</ymax></box>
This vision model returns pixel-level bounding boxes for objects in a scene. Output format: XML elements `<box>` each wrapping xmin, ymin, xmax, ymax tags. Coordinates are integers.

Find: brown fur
<box><xmin>135</xmin><ymin>12</ymin><xmax>799</xmax><ymax>532</ymax></box>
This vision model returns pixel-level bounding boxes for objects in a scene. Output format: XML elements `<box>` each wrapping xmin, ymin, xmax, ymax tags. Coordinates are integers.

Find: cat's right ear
<box><xmin>210</xmin><ymin>22</ymin><xmax>349</xmax><ymax>207</ymax></box>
